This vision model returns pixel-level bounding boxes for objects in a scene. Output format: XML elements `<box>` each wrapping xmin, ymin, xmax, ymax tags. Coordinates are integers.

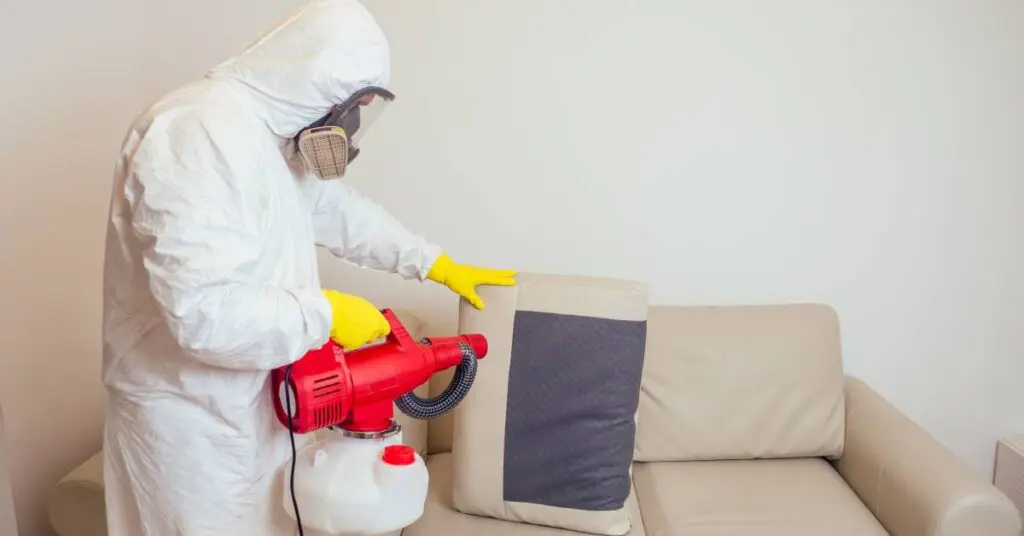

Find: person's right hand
<box><xmin>322</xmin><ymin>290</ymin><xmax>390</xmax><ymax>350</ymax></box>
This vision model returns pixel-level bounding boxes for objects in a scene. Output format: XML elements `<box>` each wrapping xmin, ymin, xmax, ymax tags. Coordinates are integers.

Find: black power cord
<box><xmin>283</xmin><ymin>365</ymin><xmax>304</xmax><ymax>536</ymax></box>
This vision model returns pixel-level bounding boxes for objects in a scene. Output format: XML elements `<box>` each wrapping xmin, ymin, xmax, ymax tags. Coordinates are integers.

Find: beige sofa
<box><xmin>48</xmin><ymin>303</ymin><xmax>1022</xmax><ymax>536</ymax></box>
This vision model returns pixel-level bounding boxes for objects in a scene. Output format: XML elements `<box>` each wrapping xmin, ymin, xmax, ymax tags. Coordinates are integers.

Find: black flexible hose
<box><xmin>395</xmin><ymin>340</ymin><xmax>479</xmax><ymax>420</ymax></box>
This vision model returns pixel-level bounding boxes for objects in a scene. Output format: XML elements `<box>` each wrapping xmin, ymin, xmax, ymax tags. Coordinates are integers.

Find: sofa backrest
<box><xmin>633</xmin><ymin>303</ymin><xmax>846</xmax><ymax>462</ymax></box>
<box><xmin>427</xmin><ymin>302</ymin><xmax>847</xmax><ymax>461</ymax></box>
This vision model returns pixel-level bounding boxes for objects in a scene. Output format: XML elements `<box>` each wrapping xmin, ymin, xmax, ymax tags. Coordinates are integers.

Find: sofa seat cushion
<box><xmin>405</xmin><ymin>453</ymin><xmax>647</xmax><ymax>536</ymax></box>
<box><xmin>633</xmin><ymin>458</ymin><xmax>888</xmax><ymax>536</ymax></box>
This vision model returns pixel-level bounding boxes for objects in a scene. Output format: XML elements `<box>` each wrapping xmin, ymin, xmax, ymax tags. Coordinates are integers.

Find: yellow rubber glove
<box><xmin>426</xmin><ymin>253</ymin><xmax>517</xmax><ymax>310</ymax></box>
<box><xmin>322</xmin><ymin>290</ymin><xmax>391</xmax><ymax>350</ymax></box>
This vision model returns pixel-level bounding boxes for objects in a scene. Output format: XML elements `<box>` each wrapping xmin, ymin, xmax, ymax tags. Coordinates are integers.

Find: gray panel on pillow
<box><xmin>503</xmin><ymin>310</ymin><xmax>646</xmax><ymax>511</ymax></box>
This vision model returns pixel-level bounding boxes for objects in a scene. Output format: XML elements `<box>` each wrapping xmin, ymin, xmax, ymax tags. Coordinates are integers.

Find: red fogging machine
<box><xmin>271</xmin><ymin>308</ymin><xmax>488</xmax><ymax>436</ymax></box>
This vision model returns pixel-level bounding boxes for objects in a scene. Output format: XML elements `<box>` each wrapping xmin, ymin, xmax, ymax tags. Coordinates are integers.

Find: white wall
<box><xmin>1</xmin><ymin>0</ymin><xmax>1021</xmax><ymax>533</ymax></box>
<box><xmin>354</xmin><ymin>0</ymin><xmax>1024</xmax><ymax>478</ymax></box>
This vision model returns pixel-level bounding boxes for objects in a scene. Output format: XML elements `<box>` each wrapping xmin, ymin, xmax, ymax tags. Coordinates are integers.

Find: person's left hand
<box><xmin>426</xmin><ymin>253</ymin><xmax>517</xmax><ymax>309</ymax></box>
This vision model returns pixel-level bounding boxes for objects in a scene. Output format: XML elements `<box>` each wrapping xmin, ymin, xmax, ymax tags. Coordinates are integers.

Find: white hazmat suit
<box><xmin>101</xmin><ymin>1</ymin><xmax>441</xmax><ymax>534</ymax></box>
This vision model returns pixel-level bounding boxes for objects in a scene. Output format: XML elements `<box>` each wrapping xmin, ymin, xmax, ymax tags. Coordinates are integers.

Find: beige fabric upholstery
<box><xmin>0</xmin><ymin>405</ymin><xmax>20</xmax><ymax>536</ymax></box>
<box><xmin>405</xmin><ymin>454</ymin><xmax>647</xmax><ymax>536</ymax></box>
<box><xmin>450</xmin><ymin>273</ymin><xmax>647</xmax><ymax>535</ymax></box>
<box><xmin>633</xmin><ymin>303</ymin><xmax>846</xmax><ymax>462</ymax></box>
<box><xmin>50</xmin><ymin>300</ymin><xmax>1023</xmax><ymax>536</ymax></box>
<box><xmin>838</xmin><ymin>377</ymin><xmax>1023</xmax><ymax>536</ymax></box>
<box><xmin>633</xmin><ymin>458</ymin><xmax>889</xmax><ymax>535</ymax></box>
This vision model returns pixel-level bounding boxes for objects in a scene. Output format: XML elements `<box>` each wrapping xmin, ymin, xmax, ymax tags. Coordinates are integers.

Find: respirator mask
<box><xmin>295</xmin><ymin>86</ymin><xmax>395</xmax><ymax>180</ymax></box>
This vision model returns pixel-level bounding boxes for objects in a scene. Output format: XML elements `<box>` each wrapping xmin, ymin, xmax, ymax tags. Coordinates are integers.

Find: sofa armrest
<box><xmin>837</xmin><ymin>377</ymin><xmax>1021</xmax><ymax>536</ymax></box>
<box><xmin>48</xmin><ymin>450</ymin><xmax>106</xmax><ymax>536</ymax></box>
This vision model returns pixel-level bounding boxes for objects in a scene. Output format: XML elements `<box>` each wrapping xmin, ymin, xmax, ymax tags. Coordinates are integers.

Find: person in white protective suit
<box><xmin>100</xmin><ymin>1</ymin><xmax>516</xmax><ymax>534</ymax></box>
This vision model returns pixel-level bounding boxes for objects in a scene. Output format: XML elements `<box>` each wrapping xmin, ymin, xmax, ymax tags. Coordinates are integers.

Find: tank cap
<box><xmin>382</xmin><ymin>445</ymin><xmax>416</xmax><ymax>466</ymax></box>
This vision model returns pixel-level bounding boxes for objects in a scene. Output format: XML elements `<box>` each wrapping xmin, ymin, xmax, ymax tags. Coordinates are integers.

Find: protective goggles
<box><xmin>295</xmin><ymin>86</ymin><xmax>395</xmax><ymax>179</ymax></box>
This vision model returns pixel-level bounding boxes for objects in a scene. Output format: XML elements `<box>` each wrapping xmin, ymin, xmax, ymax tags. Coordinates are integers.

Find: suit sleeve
<box><xmin>309</xmin><ymin>179</ymin><xmax>442</xmax><ymax>280</ymax></box>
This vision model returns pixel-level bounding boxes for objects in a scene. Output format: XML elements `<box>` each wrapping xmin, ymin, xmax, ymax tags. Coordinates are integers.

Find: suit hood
<box><xmin>208</xmin><ymin>0</ymin><xmax>390</xmax><ymax>139</ymax></box>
